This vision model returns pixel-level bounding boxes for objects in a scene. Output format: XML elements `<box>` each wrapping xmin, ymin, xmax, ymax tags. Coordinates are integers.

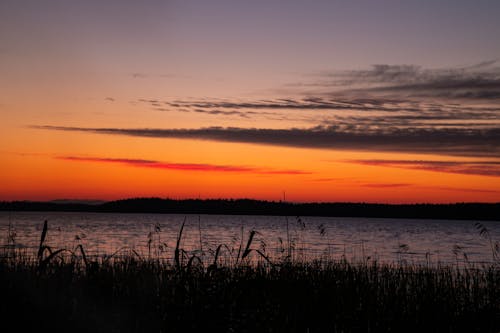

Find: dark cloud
<box><xmin>34</xmin><ymin>125</ymin><xmax>500</xmax><ymax>158</ymax></box>
<box><xmin>56</xmin><ymin>156</ymin><xmax>311</xmax><ymax>175</ymax></box>
<box><xmin>153</xmin><ymin>106</ymin><xmax>260</xmax><ymax>118</ymax></box>
<box><xmin>344</xmin><ymin>159</ymin><xmax>500</xmax><ymax>177</ymax></box>
<box><xmin>33</xmin><ymin>61</ymin><xmax>500</xmax><ymax>161</ymax></box>
<box><xmin>322</xmin><ymin>111</ymin><xmax>500</xmax><ymax>131</ymax></box>
<box><xmin>131</xmin><ymin>62</ymin><xmax>500</xmax><ymax>137</ymax></box>
<box><xmin>137</xmin><ymin>92</ymin><xmax>500</xmax><ymax>129</ymax></box>
<box><xmin>139</xmin><ymin>98</ymin><xmax>341</xmax><ymax>121</ymax></box>
<box><xmin>139</xmin><ymin>96</ymin><xmax>500</xmax><ymax>127</ymax></box>
<box><xmin>329</xmin><ymin>64</ymin><xmax>423</xmax><ymax>85</ymax></box>
<box><xmin>369</xmin><ymin>80</ymin><xmax>500</xmax><ymax>99</ymax></box>
<box><xmin>314</xmin><ymin>61</ymin><xmax>500</xmax><ymax>100</ymax></box>
<box><xmin>156</xmin><ymin>97</ymin><xmax>411</xmax><ymax>112</ymax></box>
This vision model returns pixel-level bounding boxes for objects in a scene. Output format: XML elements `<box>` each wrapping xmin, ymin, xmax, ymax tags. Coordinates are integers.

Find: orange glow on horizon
<box><xmin>2</xmin><ymin>133</ymin><xmax>499</xmax><ymax>203</ymax></box>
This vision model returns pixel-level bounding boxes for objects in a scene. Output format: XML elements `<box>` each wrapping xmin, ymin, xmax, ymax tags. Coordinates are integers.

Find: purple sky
<box><xmin>2</xmin><ymin>0</ymin><xmax>500</xmax><ymax>98</ymax></box>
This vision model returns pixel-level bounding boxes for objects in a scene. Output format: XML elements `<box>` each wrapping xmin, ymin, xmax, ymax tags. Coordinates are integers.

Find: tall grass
<box><xmin>0</xmin><ymin>220</ymin><xmax>499</xmax><ymax>332</ymax></box>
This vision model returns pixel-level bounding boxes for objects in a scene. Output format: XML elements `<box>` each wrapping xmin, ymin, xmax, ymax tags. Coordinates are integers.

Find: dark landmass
<box><xmin>1</xmin><ymin>198</ymin><xmax>499</xmax><ymax>220</ymax></box>
<box><xmin>49</xmin><ymin>199</ymin><xmax>106</xmax><ymax>205</ymax></box>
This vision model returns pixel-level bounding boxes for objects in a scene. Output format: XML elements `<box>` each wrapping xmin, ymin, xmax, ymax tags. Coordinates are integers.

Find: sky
<box><xmin>1</xmin><ymin>0</ymin><xmax>500</xmax><ymax>203</ymax></box>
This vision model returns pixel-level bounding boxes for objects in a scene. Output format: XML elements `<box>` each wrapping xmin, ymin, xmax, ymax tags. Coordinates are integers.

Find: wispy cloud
<box><xmin>56</xmin><ymin>156</ymin><xmax>311</xmax><ymax>175</ymax></box>
<box><xmin>156</xmin><ymin>97</ymin><xmax>406</xmax><ymax>111</ymax></box>
<box><xmin>360</xmin><ymin>183</ymin><xmax>412</xmax><ymax>188</ymax></box>
<box><xmin>131</xmin><ymin>73</ymin><xmax>149</xmax><ymax>79</ymax></box>
<box><xmin>344</xmin><ymin>159</ymin><xmax>500</xmax><ymax>177</ymax></box>
<box><xmin>35</xmin><ymin>125</ymin><xmax>500</xmax><ymax>158</ymax></box>
<box><xmin>312</xmin><ymin>61</ymin><xmax>500</xmax><ymax>100</ymax></box>
<box><xmin>147</xmin><ymin>98</ymin><xmax>476</xmax><ymax>123</ymax></box>
<box><xmin>425</xmin><ymin>186</ymin><xmax>499</xmax><ymax>194</ymax></box>
<box><xmin>309</xmin><ymin>177</ymin><xmax>498</xmax><ymax>193</ymax></box>
<box><xmin>131</xmin><ymin>73</ymin><xmax>184</xmax><ymax>79</ymax></box>
<box><xmin>137</xmin><ymin>97</ymin><xmax>409</xmax><ymax>121</ymax></box>
<box><xmin>137</xmin><ymin>69</ymin><xmax>500</xmax><ymax>127</ymax></box>
<box><xmin>310</xmin><ymin>177</ymin><xmax>349</xmax><ymax>182</ymax></box>
<box><xmin>32</xmin><ymin>61</ymin><xmax>500</xmax><ymax>161</ymax></box>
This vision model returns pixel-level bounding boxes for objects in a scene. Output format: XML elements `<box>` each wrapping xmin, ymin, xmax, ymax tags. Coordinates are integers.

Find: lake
<box><xmin>1</xmin><ymin>211</ymin><xmax>499</xmax><ymax>265</ymax></box>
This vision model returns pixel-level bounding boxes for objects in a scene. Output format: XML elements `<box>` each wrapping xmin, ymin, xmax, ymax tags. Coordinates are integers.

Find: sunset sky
<box><xmin>1</xmin><ymin>0</ymin><xmax>500</xmax><ymax>203</ymax></box>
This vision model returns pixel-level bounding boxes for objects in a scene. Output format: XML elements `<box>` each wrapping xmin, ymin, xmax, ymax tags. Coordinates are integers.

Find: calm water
<box><xmin>1</xmin><ymin>212</ymin><xmax>499</xmax><ymax>265</ymax></box>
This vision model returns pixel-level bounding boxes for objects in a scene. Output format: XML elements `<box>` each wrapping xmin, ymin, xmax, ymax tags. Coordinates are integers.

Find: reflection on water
<box><xmin>1</xmin><ymin>212</ymin><xmax>499</xmax><ymax>265</ymax></box>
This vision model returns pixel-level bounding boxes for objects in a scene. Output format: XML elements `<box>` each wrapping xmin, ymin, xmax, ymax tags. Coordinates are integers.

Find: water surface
<box><xmin>1</xmin><ymin>212</ymin><xmax>498</xmax><ymax>265</ymax></box>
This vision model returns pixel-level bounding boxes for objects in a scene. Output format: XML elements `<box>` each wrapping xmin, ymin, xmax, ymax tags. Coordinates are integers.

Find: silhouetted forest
<box><xmin>1</xmin><ymin>198</ymin><xmax>499</xmax><ymax>220</ymax></box>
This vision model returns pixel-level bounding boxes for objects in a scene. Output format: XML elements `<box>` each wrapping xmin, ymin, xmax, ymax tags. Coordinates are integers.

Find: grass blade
<box><xmin>76</xmin><ymin>244</ymin><xmax>88</xmax><ymax>266</ymax></box>
<box><xmin>37</xmin><ymin>220</ymin><xmax>48</xmax><ymax>260</ymax></box>
<box><xmin>241</xmin><ymin>230</ymin><xmax>256</xmax><ymax>260</ymax></box>
<box><xmin>174</xmin><ymin>217</ymin><xmax>186</xmax><ymax>270</ymax></box>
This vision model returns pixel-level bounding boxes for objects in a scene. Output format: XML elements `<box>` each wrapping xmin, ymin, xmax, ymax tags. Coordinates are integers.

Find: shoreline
<box><xmin>2</xmin><ymin>198</ymin><xmax>500</xmax><ymax>221</ymax></box>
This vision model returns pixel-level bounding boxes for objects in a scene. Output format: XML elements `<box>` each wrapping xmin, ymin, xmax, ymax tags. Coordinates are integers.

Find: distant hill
<box><xmin>49</xmin><ymin>199</ymin><xmax>106</xmax><ymax>205</ymax></box>
<box><xmin>0</xmin><ymin>198</ymin><xmax>499</xmax><ymax>221</ymax></box>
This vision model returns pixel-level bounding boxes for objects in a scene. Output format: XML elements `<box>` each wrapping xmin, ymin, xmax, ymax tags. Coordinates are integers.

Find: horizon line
<box><xmin>2</xmin><ymin>197</ymin><xmax>499</xmax><ymax>205</ymax></box>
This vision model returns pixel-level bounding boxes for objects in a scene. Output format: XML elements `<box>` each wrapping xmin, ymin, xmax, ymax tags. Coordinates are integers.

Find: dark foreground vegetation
<box><xmin>1</xmin><ymin>221</ymin><xmax>499</xmax><ymax>333</ymax></box>
<box><xmin>2</xmin><ymin>197</ymin><xmax>500</xmax><ymax>220</ymax></box>
<box><xmin>2</xmin><ymin>254</ymin><xmax>499</xmax><ymax>332</ymax></box>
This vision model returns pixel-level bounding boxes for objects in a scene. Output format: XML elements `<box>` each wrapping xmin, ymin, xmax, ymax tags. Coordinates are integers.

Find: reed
<box><xmin>174</xmin><ymin>217</ymin><xmax>186</xmax><ymax>270</ymax></box>
<box><xmin>0</xmin><ymin>220</ymin><xmax>498</xmax><ymax>333</ymax></box>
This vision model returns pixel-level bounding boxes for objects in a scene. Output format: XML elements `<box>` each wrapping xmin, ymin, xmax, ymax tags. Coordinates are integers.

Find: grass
<box><xmin>0</xmin><ymin>220</ymin><xmax>499</xmax><ymax>332</ymax></box>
